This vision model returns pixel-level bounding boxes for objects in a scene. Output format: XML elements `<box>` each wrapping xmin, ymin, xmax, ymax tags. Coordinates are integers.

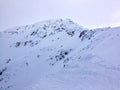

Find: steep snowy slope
<box><xmin>0</xmin><ymin>19</ymin><xmax>120</xmax><ymax>90</ymax></box>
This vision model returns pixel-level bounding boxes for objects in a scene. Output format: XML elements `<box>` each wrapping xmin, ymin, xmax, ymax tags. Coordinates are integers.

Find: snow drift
<box><xmin>0</xmin><ymin>19</ymin><xmax>120</xmax><ymax>90</ymax></box>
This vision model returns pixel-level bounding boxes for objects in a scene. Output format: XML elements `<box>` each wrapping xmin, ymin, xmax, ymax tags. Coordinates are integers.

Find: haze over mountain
<box><xmin>0</xmin><ymin>19</ymin><xmax>120</xmax><ymax>90</ymax></box>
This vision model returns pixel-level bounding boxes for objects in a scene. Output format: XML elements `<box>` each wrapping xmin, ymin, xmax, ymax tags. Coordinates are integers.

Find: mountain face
<box><xmin>0</xmin><ymin>19</ymin><xmax>120</xmax><ymax>90</ymax></box>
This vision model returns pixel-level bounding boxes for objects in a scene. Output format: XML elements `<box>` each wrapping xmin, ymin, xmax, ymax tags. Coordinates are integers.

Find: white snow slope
<box><xmin>0</xmin><ymin>19</ymin><xmax>120</xmax><ymax>90</ymax></box>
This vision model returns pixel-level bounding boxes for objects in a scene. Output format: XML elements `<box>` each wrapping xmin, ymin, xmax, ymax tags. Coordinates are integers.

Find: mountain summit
<box><xmin>0</xmin><ymin>19</ymin><xmax>120</xmax><ymax>90</ymax></box>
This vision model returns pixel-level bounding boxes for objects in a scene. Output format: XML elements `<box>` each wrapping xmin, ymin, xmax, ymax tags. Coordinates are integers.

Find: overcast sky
<box><xmin>0</xmin><ymin>0</ymin><xmax>120</xmax><ymax>30</ymax></box>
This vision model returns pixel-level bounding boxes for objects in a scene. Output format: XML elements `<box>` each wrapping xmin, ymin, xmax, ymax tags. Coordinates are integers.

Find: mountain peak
<box><xmin>1</xmin><ymin>19</ymin><xmax>120</xmax><ymax>90</ymax></box>
<box><xmin>3</xmin><ymin>18</ymin><xmax>85</xmax><ymax>33</ymax></box>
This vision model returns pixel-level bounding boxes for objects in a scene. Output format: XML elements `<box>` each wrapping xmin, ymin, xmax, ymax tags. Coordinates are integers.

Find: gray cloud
<box><xmin>0</xmin><ymin>0</ymin><xmax>120</xmax><ymax>30</ymax></box>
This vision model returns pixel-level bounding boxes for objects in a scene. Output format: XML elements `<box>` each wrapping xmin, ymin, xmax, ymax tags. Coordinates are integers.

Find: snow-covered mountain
<box><xmin>0</xmin><ymin>19</ymin><xmax>120</xmax><ymax>90</ymax></box>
